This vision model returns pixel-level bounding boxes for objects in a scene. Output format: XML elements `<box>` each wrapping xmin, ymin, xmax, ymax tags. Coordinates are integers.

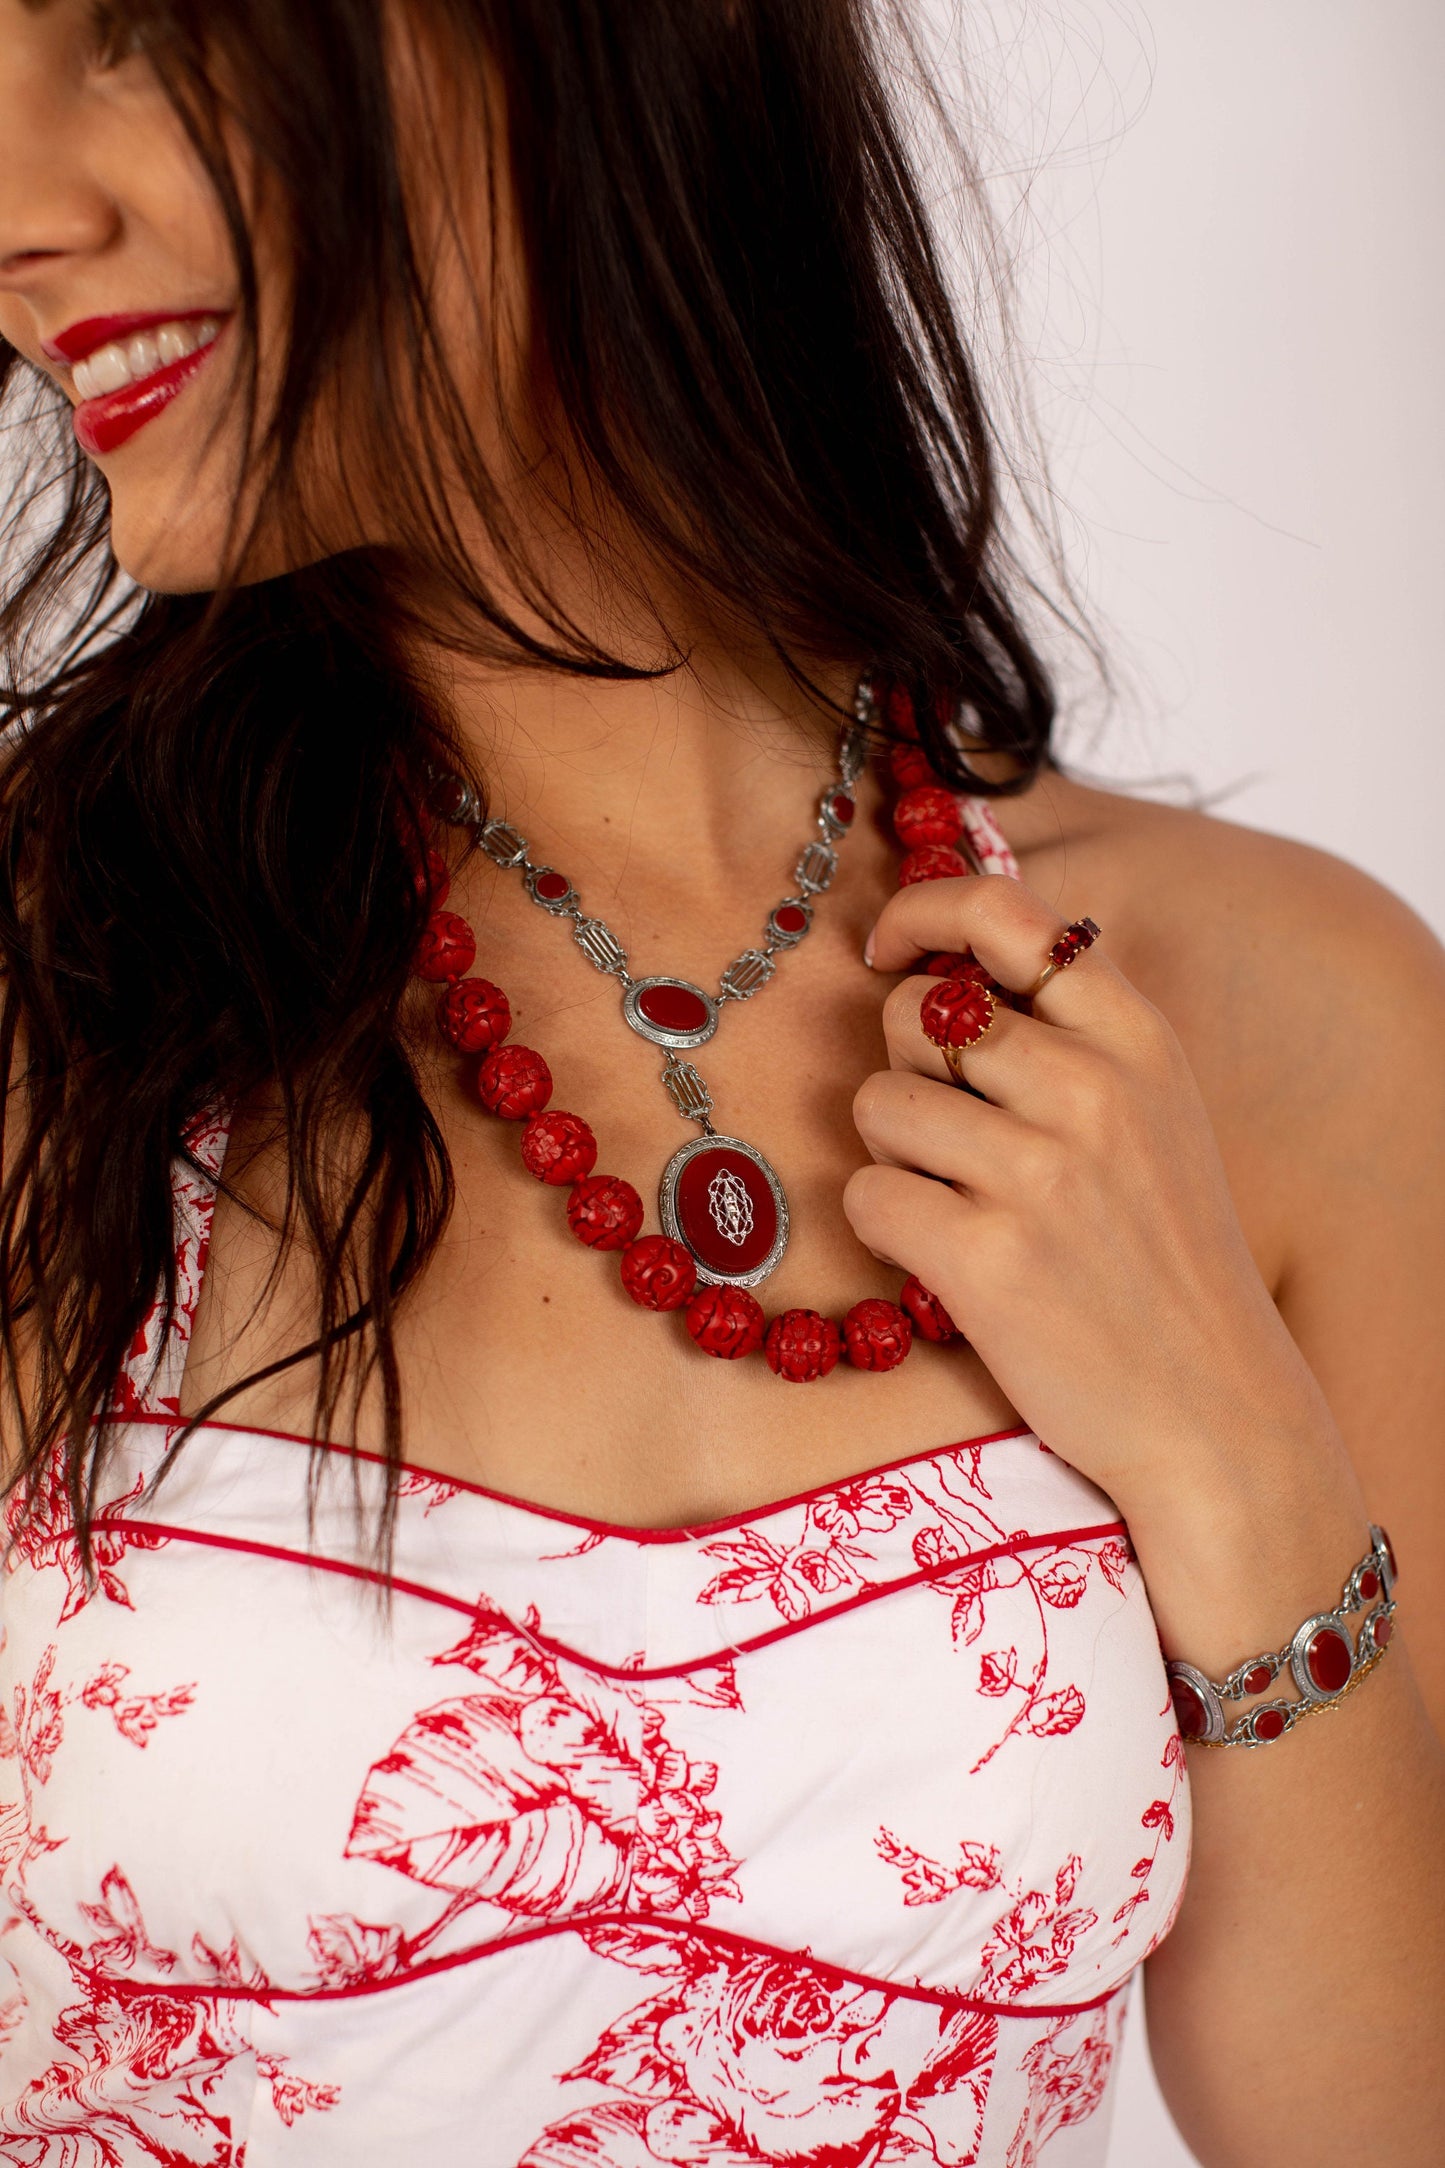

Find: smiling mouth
<box><xmin>63</xmin><ymin>314</ymin><xmax>228</xmax><ymax>457</ymax></box>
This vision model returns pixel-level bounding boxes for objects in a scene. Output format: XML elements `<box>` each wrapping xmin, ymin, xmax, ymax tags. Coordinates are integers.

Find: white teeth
<box><xmin>126</xmin><ymin>331</ymin><xmax>160</xmax><ymax>378</ymax></box>
<box><xmin>72</xmin><ymin>315</ymin><xmax>221</xmax><ymax>402</ymax></box>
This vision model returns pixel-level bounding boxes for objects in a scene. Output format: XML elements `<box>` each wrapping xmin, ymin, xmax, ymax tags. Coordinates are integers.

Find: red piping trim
<box><xmin>115</xmin><ymin>1410</ymin><xmax>1035</xmax><ymax>1543</ymax></box>
<box><xmin>85</xmin><ymin>1909</ymin><xmax>1128</xmax><ymax>2019</ymax></box>
<box><xmin>84</xmin><ymin>1515</ymin><xmax>1128</xmax><ymax>1681</ymax></box>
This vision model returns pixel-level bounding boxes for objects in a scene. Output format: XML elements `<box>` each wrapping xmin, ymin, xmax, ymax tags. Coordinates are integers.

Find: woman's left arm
<box><xmin>847</xmin><ymin>866</ymin><xmax>1445</xmax><ymax>2168</ymax></box>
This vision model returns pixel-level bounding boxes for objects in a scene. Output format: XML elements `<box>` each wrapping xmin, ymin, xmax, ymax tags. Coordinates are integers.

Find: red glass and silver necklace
<box><xmin>412</xmin><ymin>673</ymin><xmax>981</xmax><ymax>1381</ymax></box>
<box><xmin>428</xmin><ymin>695</ymin><xmax>869</xmax><ymax>1291</ymax></box>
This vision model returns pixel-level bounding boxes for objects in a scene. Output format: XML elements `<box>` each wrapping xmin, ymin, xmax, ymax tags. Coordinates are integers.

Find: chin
<box><xmin>107</xmin><ymin>489</ymin><xmax>230</xmax><ymax>595</ymax></box>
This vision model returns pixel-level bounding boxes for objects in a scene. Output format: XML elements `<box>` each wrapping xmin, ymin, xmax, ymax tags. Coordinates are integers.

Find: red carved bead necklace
<box><xmin>410</xmin><ymin>674</ymin><xmax>995</xmax><ymax>1383</ymax></box>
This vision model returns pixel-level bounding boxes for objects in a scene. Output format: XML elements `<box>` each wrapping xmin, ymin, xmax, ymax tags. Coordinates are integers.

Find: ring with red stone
<box><xmin>1027</xmin><ymin>917</ymin><xmax>1101</xmax><ymax>999</ymax></box>
<box><xmin>919</xmin><ymin>977</ymin><xmax>1000</xmax><ymax>1080</ymax></box>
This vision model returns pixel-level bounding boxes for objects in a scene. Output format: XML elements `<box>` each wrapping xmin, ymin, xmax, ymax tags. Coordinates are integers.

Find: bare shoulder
<box><xmin>994</xmin><ymin>770</ymin><xmax>1445</xmax><ymax>1278</ymax></box>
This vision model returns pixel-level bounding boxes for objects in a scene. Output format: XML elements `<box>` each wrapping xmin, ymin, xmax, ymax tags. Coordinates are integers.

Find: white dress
<box><xmin>0</xmin><ymin>805</ymin><xmax>1190</xmax><ymax>2167</ymax></box>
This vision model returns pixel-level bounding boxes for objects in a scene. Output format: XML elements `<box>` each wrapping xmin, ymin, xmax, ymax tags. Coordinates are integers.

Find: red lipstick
<box><xmin>73</xmin><ymin>340</ymin><xmax>222</xmax><ymax>456</ymax></box>
<box><xmin>53</xmin><ymin>311</ymin><xmax>231</xmax><ymax>457</ymax></box>
<box><xmin>42</xmin><ymin>309</ymin><xmax>222</xmax><ymax>366</ymax></box>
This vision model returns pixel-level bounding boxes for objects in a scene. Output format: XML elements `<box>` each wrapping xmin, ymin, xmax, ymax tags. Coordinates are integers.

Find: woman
<box><xmin>0</xmin><ymin>2</ymin><xmax>1439</xmax><ymax>2163</ymax></box>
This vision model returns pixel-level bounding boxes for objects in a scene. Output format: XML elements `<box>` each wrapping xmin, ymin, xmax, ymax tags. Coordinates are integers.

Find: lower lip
<box><xmin>73</xmin><ymin>335</ymin><xmax>222</xmax><ymax>457</ymax></box>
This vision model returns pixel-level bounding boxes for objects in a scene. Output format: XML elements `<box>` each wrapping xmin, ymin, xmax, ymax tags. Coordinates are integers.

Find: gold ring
<box><xmin>1026</xmin><ymin>917</ymin><xmax>1100</xmax><ymax>1000</ymax></box>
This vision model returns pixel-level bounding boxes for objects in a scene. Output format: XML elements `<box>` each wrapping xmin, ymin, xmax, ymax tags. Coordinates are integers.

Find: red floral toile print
<box><xmin>335</xmin><ymin>1599</ymin><xmax>743</xmax><ymax>1980</ymax></box>
<box><xmin>521</xmin><ymin>1925</ymin><xmax>1000</xmax><ymax>2168</ymax></box>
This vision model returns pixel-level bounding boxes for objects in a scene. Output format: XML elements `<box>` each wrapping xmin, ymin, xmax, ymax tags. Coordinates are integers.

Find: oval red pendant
<box><xmin>660</xmin><ymin>1135</ymin><xmax>789</xmax><ymax>1285</ymax></box>
<box><xmin>638</xmin><ymin>981</ymin><xmax>710</xmax><ymax>1032</ymax></box>
<box><xmin>622</xmin><ymin>976</ymin><xmax>718</xmax><ymax>1048</ymax></box>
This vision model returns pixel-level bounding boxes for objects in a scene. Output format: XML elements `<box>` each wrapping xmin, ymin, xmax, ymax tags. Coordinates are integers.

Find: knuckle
<box><xmin>880</xmin><ymin>979</ymin><xmax>924</xmax><ymax>1039</ymax></box>
<box><xmin>851</xmin><ymin>1071</ymin><xmax>894</xmax><ymax>1137</ymax></box>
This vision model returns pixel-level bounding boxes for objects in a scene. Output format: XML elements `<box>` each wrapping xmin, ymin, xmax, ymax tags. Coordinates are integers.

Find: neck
<box><xmin>433</xmin><ymin>640</ymin><xmax>861</xmax><ymax>894</ymax></box>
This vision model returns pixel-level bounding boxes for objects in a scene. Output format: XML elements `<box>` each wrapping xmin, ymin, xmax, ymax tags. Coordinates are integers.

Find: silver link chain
<box><xmin>449</xmin><ymin>704</ymin><xmax>869</xmax><ymax>1007</ymax></box>
<box><xmin>431</xmin><ymin>682</ymin><xmax>875</xmax><ymax>1134</ymax></box>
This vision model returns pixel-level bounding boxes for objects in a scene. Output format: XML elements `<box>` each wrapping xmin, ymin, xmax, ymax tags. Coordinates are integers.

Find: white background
<box><xmin>916</xmin><ymin>4</ymin><xmax>1444</xmax><ymax>2162</ymax></box>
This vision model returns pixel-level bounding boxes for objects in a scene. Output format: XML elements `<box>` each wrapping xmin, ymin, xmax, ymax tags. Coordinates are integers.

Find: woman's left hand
<box><xmin>846</xmin><ymin>871</ymin><xmax>1358</xmax><ymax>1530</ymax></box>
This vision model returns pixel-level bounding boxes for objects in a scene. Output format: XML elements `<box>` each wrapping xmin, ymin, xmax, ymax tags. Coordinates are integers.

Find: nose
<box><xmin>0</xmin><ymin>23</ymin><xmax>119</xmax><ymax>291</ymax></box>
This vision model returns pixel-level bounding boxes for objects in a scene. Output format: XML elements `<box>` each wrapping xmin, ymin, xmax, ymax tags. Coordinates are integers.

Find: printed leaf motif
<box><xmin>875</xmin><ymin>1826</ymin><xmax>1002</xmax><ymax>1904</ymax></box>
<box><xmin>1141</xmin><ymin>1798</ymin><xmax>1175</xmax><ymax>1840</ymax></box>
<box><xmin>945</xmin><ymin>1561</ymin><xmax>996</xmax><ymax>1647</ymax></box>
<box><xmin>1024</xmin><ymin>1685</ymin><xmax>1085</xmax><ymax>1737</ymax></box>
<box><xmin>79</xmin><ymin>1867</ymin><xmax>177</xmax><ymax>1976</ymax></box>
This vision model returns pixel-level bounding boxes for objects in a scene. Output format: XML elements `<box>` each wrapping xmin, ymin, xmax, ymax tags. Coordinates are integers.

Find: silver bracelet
<box><xmin>1166</xmin><ymin>1525</ymin><xmax>1397</xmax><ymax>1748</ymax></box>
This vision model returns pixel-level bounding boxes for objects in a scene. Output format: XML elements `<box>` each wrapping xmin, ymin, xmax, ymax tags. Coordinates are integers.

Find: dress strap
<box><xmin>958</xmin><ymin>796</ymin><xmax>1021</xmax><ymax>880</ymax></box>
<box><xmin>112</xmin><ymin>1105</ymin><xmax>231</xmax><ymax>1420</ymax></box>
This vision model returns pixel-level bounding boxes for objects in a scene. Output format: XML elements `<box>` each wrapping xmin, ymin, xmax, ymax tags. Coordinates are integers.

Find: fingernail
<box><xmin>863</xmin><ymin>928</ymin><xmax>876</xmax><ymax>968</ymax></box>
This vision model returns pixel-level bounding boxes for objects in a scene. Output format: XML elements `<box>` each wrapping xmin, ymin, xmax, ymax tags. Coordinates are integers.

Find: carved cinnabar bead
<box><xmin>885</xmin><ymin>682</ymin><xmax>920</xmax><ymax>739</ymax></box>
<box><xmin>414</xmin><ymin>909</ymin><xmax>477</xmax><ymax>982</ymax></box>
<box><xmin>893</xmin><ymin>785</ymin><xmax>963</xmax><ymax>852</ymax></box>
<box><xmin>437</xmin><ymin>977</ymin><xmax>511</xmax><ymax>1054</ymax></box>
<box><xmin>520</xmin><ymin>1111</ymin><xmax>597</xmax><ymax>1185</ymax></box>
<box><xmin>566</xmin><ymin>1175</ymin><xmax>644</xmax><ymax>1251</ymax></box>
<box><xmin>476</xmin><ymin>1044</ymin><xmax>552</xmax><ymax>1119</ymax></box>
<box><xmin>842</xmin><ymin>1297</ymin><xmax>913</xmax><ymax>1371</ymax></box>
<box><xmin>620</xmin><ymin>1235</ymin><xmax>697</xmax><ymax>1312</ymax></box>
<box><xmin>920</xmin><ymin>977</ymin><xmax>997</xmax><ymax>1050</ymax></box>
<box><xmin>900</xmin><ymin>1275</ymin><xmax>959</xmax><ymax>1343</ymax></box>
<box><xmin>410</xmin><ymin>847</ymin><xmax>450</xmax><ymax>909</ymax></box>
<box><xmin>898</xmin><ymin>844</ymin><xmax>971</xmax><ymax>886</ymax></box>
<box><xmin>890</xmin><ymin>741</ymin><xmax>937</xmax><ymax>791</ymax></box>
<box><xmin>764</xmin><ymin>1309</ymin><xmax>843</xmax><ymax>1383</ymax></box>
<box><xmin>923</xmin><ymin>950</ymin><xmax>972</xmax><ymax>977</ymax></box>
<box><xmin>685</xmin><ymin>1283</ymin><xmax>767</xmax><ymax>1359</ymax></box>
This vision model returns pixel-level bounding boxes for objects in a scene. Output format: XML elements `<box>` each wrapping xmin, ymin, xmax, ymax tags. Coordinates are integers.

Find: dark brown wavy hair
<box><xmin>0</xmin><ymin>0</ymin><xmax>1056</xmax><ymax>1570</ymax></box>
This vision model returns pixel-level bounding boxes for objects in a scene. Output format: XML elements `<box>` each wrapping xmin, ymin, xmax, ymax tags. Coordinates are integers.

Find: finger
<box><xmin>852</xmin><ymin>1065</ymin><xmax>1027</xmax><ymax>1195</ymax></box>
<box><xmin>881</xmin><ymin>972</ymin><xmax>1102</xmax><ymax>1124</ymax></box>
<box><xmin>867</xmin><ymin>872</ymin><xmax>1128</xmax><ymax>1035</ymax></box>
<box><xmin>842</xmin><ymin>1159</ymin><xmax>976</xmax><ymax>1284</ymax></box>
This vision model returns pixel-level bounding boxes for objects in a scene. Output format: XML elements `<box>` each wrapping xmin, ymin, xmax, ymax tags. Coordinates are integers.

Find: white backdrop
<box><xmin>917</xmin><ymin>4</ymin><xmax>1445</xmax><ymax>2162</ymax></box>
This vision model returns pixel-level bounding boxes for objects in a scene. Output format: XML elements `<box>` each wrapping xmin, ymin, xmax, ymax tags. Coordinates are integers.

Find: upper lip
<box><xmin>41</xmin><ymin>309</ymin><xmax>229</xmax><ymax>369</ymax></box>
